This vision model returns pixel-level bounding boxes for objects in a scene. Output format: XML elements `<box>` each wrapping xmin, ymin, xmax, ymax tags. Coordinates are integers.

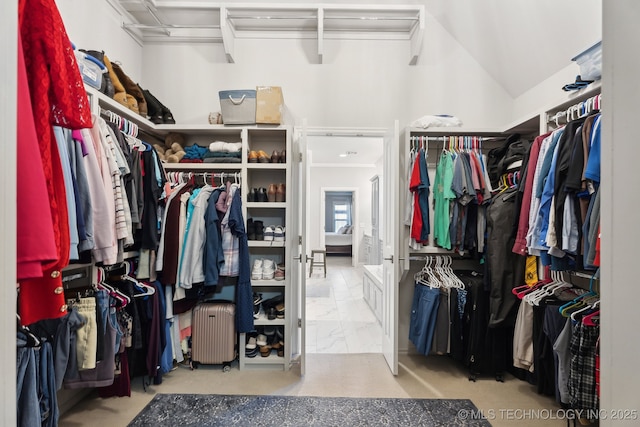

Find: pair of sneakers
<box><xmin>251</xmin><ymin>259</ymin><xmax>276</xmax><ymax>280</ymax></box>
<box><xmin>264</xmin><ymin>226</ymin><xmax>285</xmax><ymax>242</ymax></box>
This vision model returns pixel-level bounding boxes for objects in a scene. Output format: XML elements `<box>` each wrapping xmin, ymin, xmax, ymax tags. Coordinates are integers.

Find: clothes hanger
<box><xmin>558</xmin><ymin>270</ymin><xmax>599</xmax><ymax>316</ymax></box>
<box><xmin>570</xmin><ymin>298</ymin><xmax>599</xmax><ymax>322</ymax></box>
<box><xmin>17</xmin><ymin>314</ymin><xmax>41</xmax><ymax>347</ymax></box>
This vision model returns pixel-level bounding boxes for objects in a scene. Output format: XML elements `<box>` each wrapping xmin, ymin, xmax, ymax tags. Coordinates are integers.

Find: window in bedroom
<box><xmin>325</xmin><ymin>192</ymin><xmax>353</xmax><ymax>232</ymax></box>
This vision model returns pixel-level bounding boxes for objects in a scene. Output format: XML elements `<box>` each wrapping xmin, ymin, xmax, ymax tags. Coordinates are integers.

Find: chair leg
<box><xmin>309</xmin><ymin>252</ymin><xmax>314</xmax><ymax>278</ymax></box>
<box><xmin>322</xmin><ymin>253</ymin><xmax>326</xmax><ymax>277</ymax></box>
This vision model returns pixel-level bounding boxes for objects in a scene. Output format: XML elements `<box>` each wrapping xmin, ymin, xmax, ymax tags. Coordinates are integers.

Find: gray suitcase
<box><xmin>190</xmin><ymin>302</ymin><xmax>237</xmax><ymax>371</ymax></box>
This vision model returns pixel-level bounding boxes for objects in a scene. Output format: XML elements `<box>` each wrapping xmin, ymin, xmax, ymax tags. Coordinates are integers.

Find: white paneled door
<box><xmin>382</xmin><ymin>121</ymin><xmax>400</xmax><ymax>375</ymax></box>
<box><xmin>292</xmin><ymin>121</ymin><xmax>308</xmax><ymax>375</ymax></box>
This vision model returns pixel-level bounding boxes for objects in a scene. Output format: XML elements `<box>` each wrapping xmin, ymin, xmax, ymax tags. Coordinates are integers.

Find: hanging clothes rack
<box><xmin>548</xmin><ymin>93</ymin><xmax>602</xmax><ymax>126</ymax></box>
<box><xmin>165</xmin><ymin>171</ymin><xmax>241</xmax><ymax>186</ymax></box>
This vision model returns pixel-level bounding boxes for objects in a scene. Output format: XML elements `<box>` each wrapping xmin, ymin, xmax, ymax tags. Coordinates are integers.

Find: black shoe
<box><xmin>257</xmin><ymin>188</ymin><xmax>269</xmax><ymax>202</ymax></box>
<box><xmin>141</xmin><ymin>88</ymin><xmax>164</xmax><ymax>124</ymax></box>
<box><xmin>254</xmin><ymin>220</ymin><xmax>264</xmax><ymax>241</ymax></box>
<box><xmin>247</xmin><ymin>218</ymin><xmax>256</xmax><ymax>240</ymax></box>
<box><xmin>142</xmin><ymin>88</ymin><xmax>176</xmax><ymax>124</ymax></box>
<box><xmin>247</xmin><ymin>189</ymin><xmax>256</xmax><ymax>202</ymax></box>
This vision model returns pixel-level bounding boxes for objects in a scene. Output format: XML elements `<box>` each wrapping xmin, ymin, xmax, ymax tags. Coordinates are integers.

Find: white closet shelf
<box><xmin>250</xmin><ymin>279</ymin><xmax>286</xmax><ymax>287</ymax></box>
<box><xmin>246</xmin><ymin>164</ymin><xmax>287</xmax><ymax>170</ymax></box>
<box><xmin>248</xmin><ymin>241</ymin><xmax>285</xmax><ymax>248</ymax></box>
<box><xmin>111</xmin><ymin>1</ymin><xmax>425</xmax><ymax>65</ymax></box>
<box><xmin>246</xmin><ymin>202</ymin><xmax>286</xmax><ymax>208</ymax></box>
<box><xmin>162</xmin><ymin>163</ymin><xmax>242</xmax><ymax>170</ymax></box>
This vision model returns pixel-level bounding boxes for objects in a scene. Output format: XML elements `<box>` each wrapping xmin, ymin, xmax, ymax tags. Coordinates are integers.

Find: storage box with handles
<box><xmin>219</xmin><ymin>89</ymin><xmax>256</xmax><ymax>124</ymax></box>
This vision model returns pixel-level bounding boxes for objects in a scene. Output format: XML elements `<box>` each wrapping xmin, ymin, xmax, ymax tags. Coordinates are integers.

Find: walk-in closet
<box><xmin>7</xmin><ymin>1</ymin><xmax>640</xmax><ymax>426</ymax></box>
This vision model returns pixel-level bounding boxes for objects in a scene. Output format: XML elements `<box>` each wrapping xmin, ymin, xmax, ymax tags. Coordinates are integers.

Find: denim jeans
<box><xmin>17</xmin><ymin>332</ymin><xmax>40</xmax><ymax>427</ymax></box>
<box><xmin>409</xmin><ymin>284</ymin><xmax>441</xmax><ymax>355</ymax></box>
<box><xmin>38</xmin><ymin>341</ymin><xmax>58</xmax><ymax>427</ymax></box>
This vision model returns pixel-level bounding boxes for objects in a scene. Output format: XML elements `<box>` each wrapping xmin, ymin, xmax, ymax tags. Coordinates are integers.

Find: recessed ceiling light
<box><xmin>339</xmin><ymin>153</ymin><xmax>347</xmax><ymax>157</ymax></box>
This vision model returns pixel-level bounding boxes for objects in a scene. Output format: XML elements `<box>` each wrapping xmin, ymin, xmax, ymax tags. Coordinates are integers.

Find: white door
<box><xmin>382</xmin><ymin>120</ymin><xmax>400</xmax><ymax>375</ymax></box>
<box><xmin>291</xmin><ymin>121</ymin><xmax>308</xmax><ymax>375</ymax></box>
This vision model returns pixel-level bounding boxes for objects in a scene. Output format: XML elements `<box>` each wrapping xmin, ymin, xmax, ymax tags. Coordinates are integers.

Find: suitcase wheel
<box><xmin>222</xmin><ymin>363</ymin><xmax>231</xmax><ymax>372</ymax></box>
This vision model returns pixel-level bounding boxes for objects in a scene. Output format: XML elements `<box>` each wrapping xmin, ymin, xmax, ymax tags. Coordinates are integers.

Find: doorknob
<box><xmin>384</xmin><ymin>255</ymin><xmax>394</xmax><ymax>263</ymax></box>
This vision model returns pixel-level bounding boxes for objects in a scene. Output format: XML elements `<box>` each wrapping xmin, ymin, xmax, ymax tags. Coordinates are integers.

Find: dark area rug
<box><xmin>128</xmin><ymin>394</ymin><xmax>492</xmax><ymax>426</ymax></box>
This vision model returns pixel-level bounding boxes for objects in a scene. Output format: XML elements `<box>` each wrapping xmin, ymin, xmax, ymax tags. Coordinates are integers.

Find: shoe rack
<box><xmin>159</xmin><ymin>126</ymin><xmax>292</xmax><ymax>371</ymax></box>
<box><xmin>242</xmin><ymin>127</ymin><xmax>292</xmax><ymax>370</ymax></box>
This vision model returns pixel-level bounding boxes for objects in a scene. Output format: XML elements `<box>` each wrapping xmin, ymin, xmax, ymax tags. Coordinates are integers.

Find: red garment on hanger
<box><xmin>16</xmin><ymin>32</ymin><xmax>57</xmax><ymax>280</ymax></box>
<box><xmin>18</xmin><ymin>0</ymin><xmax>92</xmax><ymax>325</ymax></box>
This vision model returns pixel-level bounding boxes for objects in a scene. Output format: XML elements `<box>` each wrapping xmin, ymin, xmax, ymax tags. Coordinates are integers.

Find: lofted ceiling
<box><xmin>110</xmin><ymin>0</ymin><xmax>602</xmax><ymax>97</ymax></box>
<box><xmin>112</xmin><ymin>0</ymin><xmax>425</xmax><ymax>64</ymax></box>
<box><xmin>422</xmin><ymin>0</ymin><xmax>602</xmax><ymax>97</ymax></box>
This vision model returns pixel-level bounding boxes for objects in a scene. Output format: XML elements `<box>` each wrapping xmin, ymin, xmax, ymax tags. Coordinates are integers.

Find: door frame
<box><xmin>320</xmin><ymin>187</ymin><xmax>358</xmax><ymax>267</ymax></box>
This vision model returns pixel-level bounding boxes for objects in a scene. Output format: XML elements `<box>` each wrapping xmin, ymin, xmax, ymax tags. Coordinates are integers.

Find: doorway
<box><xmin>304</xmin><ymin>130</ymin><xmax>384</xmax><ymax>354</ymax></box>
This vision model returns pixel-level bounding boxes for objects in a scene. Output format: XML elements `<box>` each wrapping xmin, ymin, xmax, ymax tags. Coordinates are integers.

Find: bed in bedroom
<box><xmin>325</xmin><ymin>225</ymin><xmax>353</xmax><ymax>256</ymax></box>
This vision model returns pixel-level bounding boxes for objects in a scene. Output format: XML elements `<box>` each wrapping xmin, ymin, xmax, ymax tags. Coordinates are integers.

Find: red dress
<box><xmin>18</xmin><ymin>0</ymin><xmax>93</xmax><ymax>325</ymax></box>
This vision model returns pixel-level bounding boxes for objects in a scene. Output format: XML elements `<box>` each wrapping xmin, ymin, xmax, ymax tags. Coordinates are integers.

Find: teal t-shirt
<box><xmin>433</xmin><ymin>152</ymin><xmax>456</xmax><ymax>249</ymax></box>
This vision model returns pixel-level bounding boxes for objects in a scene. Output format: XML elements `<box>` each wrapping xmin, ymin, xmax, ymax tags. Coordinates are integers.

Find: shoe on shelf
<box><xmin>248</xmin><ymin>188</ymin><xmax>259</xmax><ymax>202</ymax></box>
<box><xmin>247</xmin><ymin>218</ymin><xmax>256</xmax><ymax>240</ymax></box>
<box><xmin>257</xmin><ymin>150</ymin><xmax>270</xmax><ymax>163</ymax></box>
<box><xmin>276</xmin><ymin>326</ymin><xmax>284</xmax><ymax>340</ymax></box>
<box><xmin>264</xmin><ymin>226</ymin><xmax>275</xmax><ymax>241</ymax></box>
<box><xmin>248</xmin><ymin>150</ymin><xmax>259</xmax><ymax>163</ymax></box>
<box><xmin>254</xmin><ymin>304</ymin><xmax>265</xmax><ymax>320</ymax></box>
<box><xmin>264</xmin><ymin>325</ymin><xmax>276</xmax><ymax>336</ymax></box>
<box><xmin>276</xmin><ymin>183</ymin><xmax>286</xmax><ymax>202</ymax></box>
<box><xmin>253</xmin><ymin>292</ymin><xmax>263</xmax><ymax>306</ymax></box>
<box><xmin>267</xmin><ymin>184</ymin><xmax>278</xmax><ymax>203</ymax></box>
<box><xmin>246</xmin><ymin>347</ymin><xmax>259</xmax><ymax>358</ymax></box>
<box><xmin>251</xmin><ymin>259</ymin><xmax>263</xmax><ymax>280</ymax></box>
<box><xmin>262</xmin><ymin>259</ymin><xmax>276</xmax><ymax>280</ymax></box>
<box><xmin>257</xmin><ymin>188</ymin><xmax>269</xmax><ymax>203</ymax></box>
<box><xmin>271</xmin><ymin>150</ymin><xmax>280</xmax><ymax>163</ymax></box>
<box><xmin>275</xmin><ymin>303</ymin><xmax>285</xmax><ymax>319</ymax></box>
<box><xmin>256</xmin><ymin>334</ymin><xmax>268</xmax><ymax>347</ymax></box>
<box><xmin>259</xmin><ymin>345</ymin><xmax>272</xmax><ymax>357</ymax></box>
<box><xmin>274</xmin><ymin>266</ymin><xmax>285</xmax><ymax>281</ymax></box>
<box><xmin>254</xmin><ymin>220</ymin><xmax>264</xmax><ymax>240</ymax></box>
<box><xmin>277</xmin><ymin>344</ymin><xmax>284</xmax><ymax>357</ymax></box>
<box><xmin>246</xmin><ymin>336</ymin><xmax>257</xmax><ymax>350</ymax></box>
<box><xmin>267</xmin><ymin>307</ymin><xmax>277</xmax><ymax>320</ymax></box>
<box><xmin>273</xmin><ymin>226</ymin><xmax>285</xmax><ymax>242</ymax></box>
<box><xmin>279</xmin><ymin>150</ymin><xmax>286</xmax><ymax>163</ymax></box>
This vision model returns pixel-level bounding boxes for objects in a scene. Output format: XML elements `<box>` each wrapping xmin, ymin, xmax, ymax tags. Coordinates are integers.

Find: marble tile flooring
<box><xmin>306</xmin><ymin>256</ymin><xmax>383</xmax><ymax>354</ymax></box>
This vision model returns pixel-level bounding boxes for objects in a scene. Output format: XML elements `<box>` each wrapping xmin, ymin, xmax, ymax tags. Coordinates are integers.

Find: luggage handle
<box><xmin>228</xmin><ymin>94</ymin><xmax>246</xmax><ymax>105</ymax></box>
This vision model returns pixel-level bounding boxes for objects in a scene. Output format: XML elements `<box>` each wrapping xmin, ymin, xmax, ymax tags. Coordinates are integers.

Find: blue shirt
<box><xmin>584</xmin><ymin>115</ymin><xmax>601</xmax><ymax>184</ymax></box>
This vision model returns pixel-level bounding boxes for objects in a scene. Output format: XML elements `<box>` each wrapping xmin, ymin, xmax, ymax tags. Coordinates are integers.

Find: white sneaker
<box><xmin>264</xmin><ymin>226</ymin><xmax>275</xmax><ymax>241</ymax></box>
<box><xmin>274</xmin><ymin>226</ymin><xmax>285</xmax><ymax>242</ymax></box>
<box><xmin>251</xmin><ymin>259</ymin><xmax>263</xmax><ymax>280</ymax></box>
<box><xmin>262</xmin><ymin>259</ymin><xmax>276</xmax><ymax>280</ymax></box>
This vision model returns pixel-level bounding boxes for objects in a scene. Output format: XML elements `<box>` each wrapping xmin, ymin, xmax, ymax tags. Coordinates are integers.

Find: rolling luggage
<box><xmin>190</xmin><ymin>302</ymin><xmax>237</xmax><ymax>371</ymax></box>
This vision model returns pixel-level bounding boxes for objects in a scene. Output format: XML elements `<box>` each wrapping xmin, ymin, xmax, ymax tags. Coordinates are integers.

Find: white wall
<box><xmin>600</xmin><ymin>1</ymin><xmax>640</xmax><ymax>424</ymax></box>
<box><xmin>308</xmin><ymin>166</ymin><xmax>376</xmax><ymax>261</ymax></box>
<box><xmin>137</xmin><ymin>9</ymin><xmax>512</xmax><ymax>130</ymax></box>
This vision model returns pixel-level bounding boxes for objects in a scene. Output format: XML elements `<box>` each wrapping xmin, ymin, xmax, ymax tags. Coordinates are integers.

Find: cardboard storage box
<box><xmin>256</xmin><ymin>86</ymin><xmax>284</xmax><ymax>124</ymax></box>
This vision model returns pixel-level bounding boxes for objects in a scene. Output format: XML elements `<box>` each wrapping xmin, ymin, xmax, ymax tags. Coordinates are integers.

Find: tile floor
<box><xmin>58</xmin><ymin>256</ymin><xmax>563</xmax><ymax>426</ymax></box>
<box><xmin>306</xmin><ymin>255</ymin><xmax>382</xmax><ymax>354</ymax></box>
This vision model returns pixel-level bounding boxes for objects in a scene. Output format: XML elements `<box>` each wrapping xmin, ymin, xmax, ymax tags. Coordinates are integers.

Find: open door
<box><xmin>382</xmin><ymin>120</ymin><xmax>400</xmax><ymax>375</ymax></box>
<box><xmin>290</xmin><ymin>121</ymin><xmax>308</xmax><ymax>375</ymax></box>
